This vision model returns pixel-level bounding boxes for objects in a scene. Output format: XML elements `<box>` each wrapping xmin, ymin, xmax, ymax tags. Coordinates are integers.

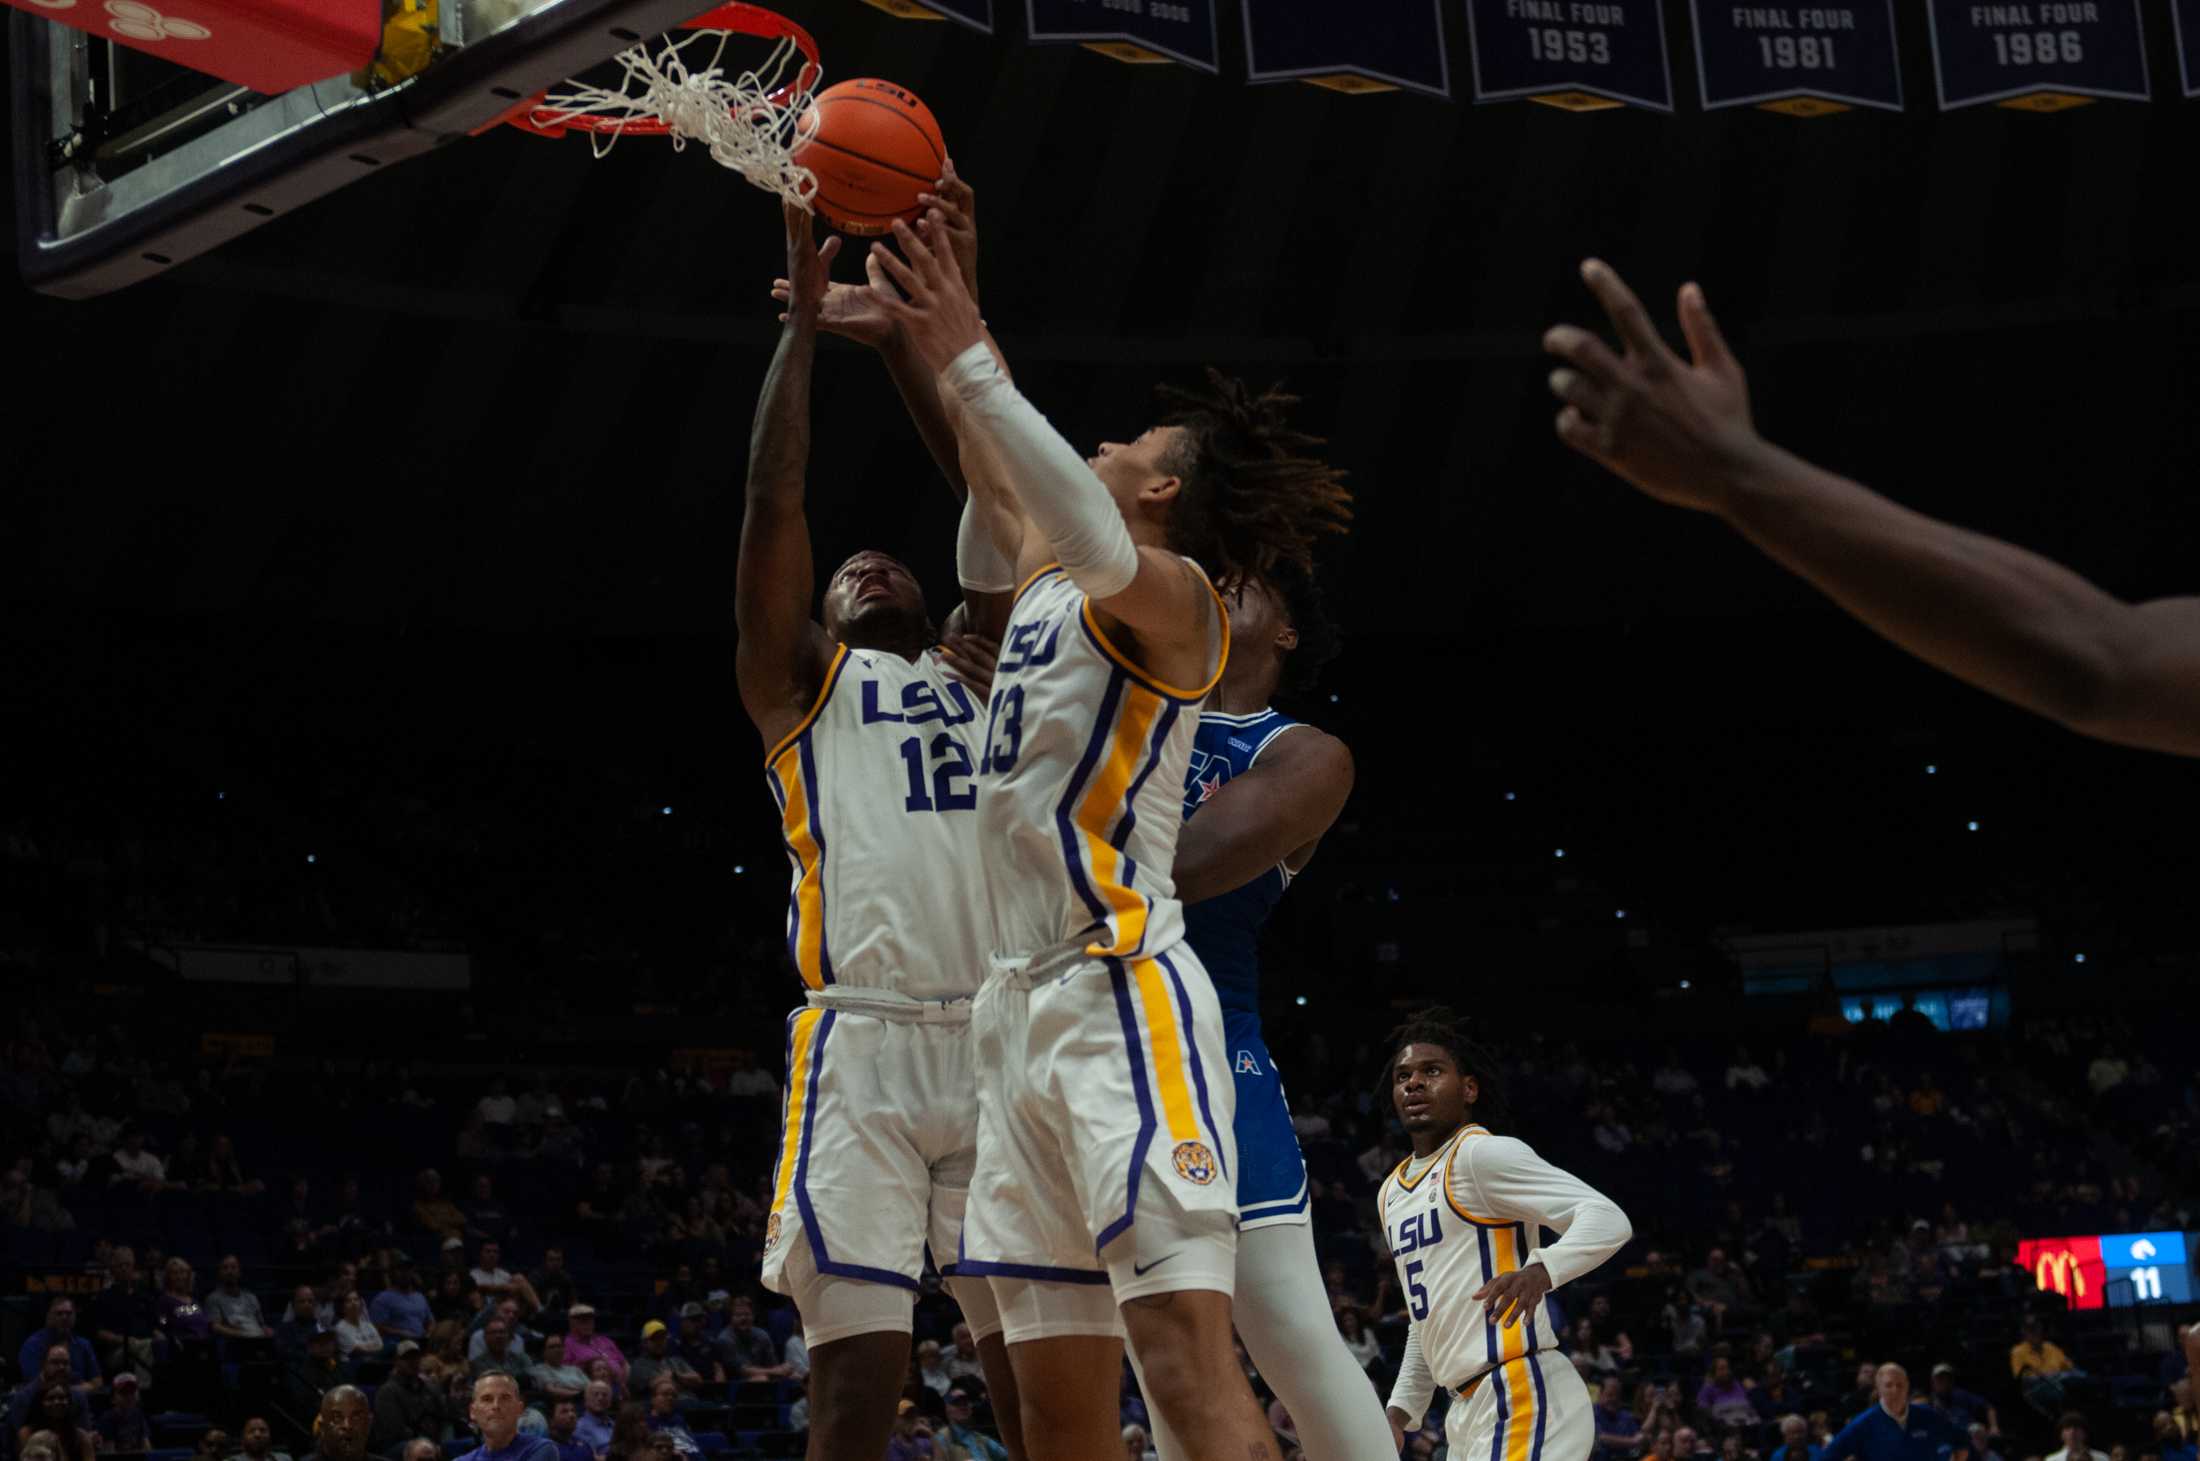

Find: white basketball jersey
<box><xmin>974</xmin><ymin>564</ymin><xmax>1228</xmax><ymax>963</ymax></box>
<box><xmin>1379</xmin><ymin>1125</ymin><xmax>1561</xmax><ymax>1391</ymax></box>
<box><xmin>764</xmin><ymin>644</ymin><xmax>992</xmax><ymax>1001</ymax></box>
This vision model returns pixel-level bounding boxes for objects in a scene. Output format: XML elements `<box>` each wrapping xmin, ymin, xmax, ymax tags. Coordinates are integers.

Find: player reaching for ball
<box><xmin>1544</xmin><ymin>257</ymin><xmax>2200</xmax><ymax>758</ymax></box>
<box><xmin>1377</xmin><ymin>1009</ymin><xmax>1634</xmax><ymax>1461</ymax></box>
<box><xmin>859</xmin><ymin>216</ymin><xmax>1351</xmax><ymax>1461</ymax></box>
<box><xmin>737</xmin><ymin>198</ymin><xmax>1021</xmax><ymax>1461</ymax></box>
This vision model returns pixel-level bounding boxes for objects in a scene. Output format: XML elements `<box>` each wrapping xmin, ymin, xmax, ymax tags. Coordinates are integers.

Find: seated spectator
<box><xmin>584</xmin><ymin>1360</ymin><xmax>623</xmax><ymax>1405</ymax></box>
<box><xmin>333</xmin><ymin>1292</ymin><xmax>383</xmax><ymax>1361</ymax></box>
<box><xmin>94</xmin><ymin>1373</ymin><xmax>150</xmax><ymax>1455</ymax></box>
<box><xmin>574</xmin><ymin>1383</ymin><xmax>616</xmax><ymax>1458</ymax></box>
<box><xmin>530</xmin><ymin>1250</ymin><xmax>578</xmax><ymax>1325</ymax></box>
<box><xmin>564</xmin><ymin>1306</ymin><xmax>628</xmax><ymax>1387</ymax></box>
<box><xmin>479</xmin><ymin>1079</ymin><xmax>519</xmax><ymax>1127</ymax></box>
<box><xmin>885</xmin><ymin>1401</ymin><xmax>932</xmax><ymax>1461</ymax></box>
<box><xmin>105</xmin><ymin>1131</ymin><xmax>175</xmax><ymax>1194</ymax></box>
<box><xmin>287</xmin><ymin>1329</ymin><xmax>349</xmax><ymax>1417</ymax></box>
<box><xmin>1770</xmin><ymin>1416</ymin><xmax>1822</xmax><ymax>1461</ymax></box>
<box><xmin>1652</xmin><ymin>1051</ymin><xmax>1699</xmax><ymax>1097</ymax></box>
<box><xmin>1721</xmin><ymin>1436</ymin><xmax>1758</xmax><ymax>1461</ymax></box>
<box><xmin>722</xmin><ymin>1050</ymin><xmax>777</xmax><ymax>1101</ymax></box>
<box><xmin>474</xmin><ymin>1319</ymin><xmax>532</xmax><ymax>1385</ymax></box>
<box><xmin>205</xmin><ymin>1135</ymin><xmax>265</xmax><ymax>1196</ymax></box>
<box><xmin>1967</xmin><ymin>1425</ymin><xmax>2003</xmax><ymax>1461</ymax></box>
<box><xmin>1671</xmin><ymin>1426</ymin><xmax>1713</xmax><ymax>1461</ymax></box>
<box><xmin>1663</xmin><ymin>1297</ymin><xmax>1708</xmax><ymax>1358</ymax></box>
<box><xmin>547</xmin><ymin>1401</ymin><xmax>593</xmax><ymax>1461</ymax></box>
<box><xmin>16</xmin><ymin>1299</ymin><xmax>99</xmax><ymax>1387</ymax></box>
<box><xmin>785</xmin><ymin>1377</ymin><xmax>809</xmax><ymax>1438</ymax></box>
<box><xmin>10</xmin><ymin>1351</ymin><xmax>90</xmax><ymax>1440</ymax></box>
<box><xmin>670</xmin><ymin>1309</ymin><xmax>723</xmax><ymax>1388</ymax></box>
<box><xmin>642</xmin><ymin>1381</ymin><xmax>698</xmax><ymax>1456</ymax></box>
<box><xmin>275</xmin><ymin>1285</ymin><xmax>327</xmax><ymax>1363</ymax></box>
<box><xmin>531</xmin><ymin>1335</ymin><xmax>593</xmax><ymax>1406</ymax></box>
<box><xmin>1592</xmin><ymin>1376</ymin><xmax>1642</xmax><ymax>1461</ymax></box>
<box><xmin>91</xmin><ymin>1247</ymin><xmax>157</xmax><ymax>1384</ymax></box>
<box><xmin>370</xmin><ymin>1342</ymin><xmax>451</xmax><ymax>1455</ymax></box>
<box><xmin>627</xmin><ymin>1323</ymin><xmax>705</xmax><ymax>1402</ymax></box>
<box><xmin>1755</xmin><ymin>1365</ymin><xmax>1804</xmax><ymax>1423</ymax></box>
<box><xmin>191</xmin><ymin>1430</ymin><xmax>232</xmax><ymax>1461</ymax></box>
<box><xmin>471</xmin><ymin>1301</ymin><xmax>535</xmax><ymax>1361</ymax></box>
<box><xmin>2049</xmin><ymin>1415</ymin><xmax>2108</xmax><ymax>1461</ymax></box>
<box><xmin>1925</xmin><ymin>1365</ymin><xmax>1996</xmax><ymax>1433</ymax></box>
<box><xmin>914</xmin><ymin>1339</ymin><xmax>953</xmax><ymax>1397</ymax></box>
<box><xmin>2012</xmin><ymin>1317</ymin><xmax>2087</xmax><ymax>1416</ymax></box>
<box><xmin>714</xmin><ymin>1298</ymin><xmax>785</xmax><ymax>1383</ymax></box>
<box><xmin>203</xmin><ymin>1257</ymin><xmax>267</xmax><ymax>1342</ymax></box>
<box><xmin>1688</xmin><ymin>1250</ymin><xmax>1757</xmax><ymax>1327</ymax></box>
<box><xmin>1842</xmin><ymin>1363</ymin><xmax>1880</xmax><ymax>1422</ymax></box>
<box><xmin>938</xmin><ymin>1387</ymin><xmax>1006</xmax><ymax>1461</ymax></box>
<box><xmin>301</xmin><ymin>1386</ymin><xmax>372</xmax><ymax>1461</ymax></box>
<box><xmin>19</xmin><ymin>1387</ymin><xmax>95</xmax><ymax>1461</ymax></box>
<box><xmin>1338</xmin><ymin>1309</ymin><xmax>1382</xmax><ymax>1375</ymax></box>
<box><xmin>236</xmin><ymin>1417</ymin><xmax>292</xmax><ymax>1461</ymax></box>
<box><xmin>2154</xmin><ymin>1413</ymin><xmax>2196</xmax><ymax>1461</ymax></box>
<box><xmin>464</xmin><ymin>1179</ymin><xmax>514</xmax><ymax>1249</ymax></box>
<box><xmin>414</xmin><ymin>1170</ymin><xmax>468</xmax><ymax>1243</ymax></box>
<box><xmin>19</xmin><ymin>1436</ymin><xmax>60</xmax><ymax>1461</ymax></box>
<box><xmin>156</xmin><ymin>1259</ymin><xmax>218</xmax><ymax>1405</ymax></box>
<box><xmin>471</xmin><ymin>1242</ymin><xmax>541</xmax><ymax>1313</ymax></box>
<box><xmin>367</xmin><ymin>1258</ymin><xmax>431</xmax><ymax>1337</ymax></box>
<box><xmin>433</xmin><ymin>1267</ymin><xmax>481</xmax><ymax>1326</ymax></box>
<box><xmin>1726</xmin><ymin>1049</ymin><xmax>1771</xmax><ymax>1092</ymax></box>
<box><xmin>1699</xmin><ymin>1355</ymin><xmax>1760</xmax><ymax>1430</ymax></box>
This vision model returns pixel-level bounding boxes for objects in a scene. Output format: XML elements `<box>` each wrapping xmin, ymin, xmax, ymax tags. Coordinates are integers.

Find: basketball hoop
<box><xmin>504</xmin><ymin>1</ymin><xmax>822</xmax><ymax>207</ymax></box>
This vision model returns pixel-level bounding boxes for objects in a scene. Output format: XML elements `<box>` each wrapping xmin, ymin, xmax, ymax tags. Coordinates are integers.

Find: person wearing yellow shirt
<box><xmin>2010</xmin><ymin>1316</ymin><xmax>2086</xmax><ymax>1415</ymax></box>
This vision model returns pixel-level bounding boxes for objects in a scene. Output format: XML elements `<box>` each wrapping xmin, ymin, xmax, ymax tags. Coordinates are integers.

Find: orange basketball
<box><xmin>792</xmin><ymin>79</ymin><xmax>946</xmax><ymax>237</ymax></box>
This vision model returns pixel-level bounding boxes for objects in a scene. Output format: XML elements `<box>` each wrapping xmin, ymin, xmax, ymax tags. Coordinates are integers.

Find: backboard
<box><xmin>10</xmin><ymin>0</ymin><xmax>735</xmax><ymax>296</ymax></box>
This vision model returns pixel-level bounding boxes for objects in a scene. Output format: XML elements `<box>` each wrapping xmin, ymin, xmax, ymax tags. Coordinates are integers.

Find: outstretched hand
<box><xmin>865</xmin><ymin>221</ymin><xmax>986</xmax><ymax>375</ymax></box>
<box><xmin>778</xmin><ymin>199</ymin><xmax>841</xmax><ymax>326</ymax></box>
<box><xmin>915</xmin><ymin>157</ymin><xmax>980</xmax><ymax>306</ymax></box>
<box><xmin>771</xmin><ymin>275</ymin><xmax>896</xmax><ymax>347</ymax></box>
<box><xmin>1542</xmin><ymin>259</ymin><xmax>1766</xmax><ymax>514</ymax></box>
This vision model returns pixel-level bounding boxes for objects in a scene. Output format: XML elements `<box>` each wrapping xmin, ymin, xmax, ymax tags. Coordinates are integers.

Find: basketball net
<box><xmin>518</xmin><ymin>8</ymin><xmax>820</xmax><ymax>208</ymax></box>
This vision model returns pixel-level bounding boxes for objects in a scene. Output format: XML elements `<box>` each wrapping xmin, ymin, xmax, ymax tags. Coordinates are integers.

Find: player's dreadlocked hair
<box><xmin>1373</xmin><ymin>1005</ymin><xmax>1510</xmax><ymax>1130</ymax></box>
<box><xmin>1267</xmin><ymin>557</ymin><xmax>1343</xmax><ymax>703</ymax></box>
<box><xmin>1154</xmin><ymin>370</ymin><xmax>1353</xmax><ymax>590</ymax></box>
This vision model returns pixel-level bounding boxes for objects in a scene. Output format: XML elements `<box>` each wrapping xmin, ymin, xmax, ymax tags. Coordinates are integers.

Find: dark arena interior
<box><xmin>6</xmin><ymin>1</ymin><xmax>2200</xmax><ymax>1460</ymax></box>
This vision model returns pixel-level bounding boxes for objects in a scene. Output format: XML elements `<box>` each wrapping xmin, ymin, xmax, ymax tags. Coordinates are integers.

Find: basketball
<box><xmin>792</xmin><ymin>78</ymin><xmax>946</xmax><ymax>237</ymax></box>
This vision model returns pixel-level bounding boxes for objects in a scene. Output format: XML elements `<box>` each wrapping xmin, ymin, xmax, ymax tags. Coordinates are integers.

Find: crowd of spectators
<box><xmin>4</xmin><ymin>995</ymin><xmax>2195</xmax><ymax>1461</ymax></box>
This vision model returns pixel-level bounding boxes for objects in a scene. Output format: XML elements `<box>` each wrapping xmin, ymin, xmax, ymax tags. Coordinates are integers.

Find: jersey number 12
<box><xmin>899</xmin><ymin>735</ymin><xmax>976</xmax><ymax>812</ymax></box>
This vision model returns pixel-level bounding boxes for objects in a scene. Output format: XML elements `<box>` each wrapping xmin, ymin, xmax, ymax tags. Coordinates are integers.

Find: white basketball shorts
<box><xmin>760</xmin><ymin>988</ymin><xmax>981</xmax><ymax>1342</ymax></box>
<box><xmin>1447</xmin><ymin>1351</ymin><xmax>1592</xmax><ymax>1461</ymax></box>
<box><xmin>959</xmin><ymin>943</ymin><xmax>1240</xmax><ymax>1319</ymax></box>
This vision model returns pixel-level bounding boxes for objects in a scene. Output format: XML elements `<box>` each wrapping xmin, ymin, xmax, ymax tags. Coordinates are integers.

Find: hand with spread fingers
<box><xmin>1543</xmin><ymin>259</ymin><xmax>1769</xmax><ymax>514</ymax></box>
<box><xmin>1473</xmin><ymin>1261</ymin><xmax>1553</xmax><ymax>1331</ymax></box>
<box><xmin>915</xmin><ymin>157</ymin><xmax>980</xmax><ymax>306</ymax></box>
<box><xmin>865</xmin><ymin>221</ymin><xmax>986</xmax><ymax>375</ymax></box>
<box><xmin>776</xmin><ymin>198</ymin><xmax>841</xmax><ymax>328</ymax></box>
<box><xmin>932</xmin><ymin>627</ymin><xmax>1000</xmax><ymax>702</ymax></box>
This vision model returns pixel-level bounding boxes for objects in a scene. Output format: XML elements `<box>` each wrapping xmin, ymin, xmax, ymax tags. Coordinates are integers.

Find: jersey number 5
<box><xmin>1406</xmin><ymin>1259</ymin><xmax>1430</xmax><ymax>1320</ymax></box>
<box><xmin>899</xmin><ymin>734</ymin><xmax>976</xmax><ymax>812</ymax></box>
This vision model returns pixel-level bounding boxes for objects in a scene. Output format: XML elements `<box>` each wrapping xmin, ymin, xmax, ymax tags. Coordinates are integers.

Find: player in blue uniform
<box><xmin>1154</xmin><ymin>563</ymin><xmax>1392</xmax><ymax>1461</ymax></box>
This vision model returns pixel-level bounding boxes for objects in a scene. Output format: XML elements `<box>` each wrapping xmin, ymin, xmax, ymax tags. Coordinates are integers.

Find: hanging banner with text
<box><xmin>1690</xmin><ymin>0</ymin><xmax>1903</xmax><ymax>112</ymax></box>
<box><xmin>1925</xmin><ymin>0</ymin><xmax>2148</xmax><ymax>109</ymax></box>
<box><xmin>1028</xmin><ymin>0</ymin><xmax>1220</xmax><ymax>69</ymax></box>
<box><xmin>1243</xmin><ymin>0</ymin><xmax>1452</xmax><ymax>95</ymax></box>
<box><xmin>2174</xmin><ymin>0</ymin><xmax>2200</xmax><ymax>94</ymax></box>
<box><xmin>1464</xmin><ymin>0</ymin><xmax>1674</xmax><ymax>108</ymax></box>
<box><xmin>858</xmin><ymin>0</ymin><xmax>992</xmax><ymax>28</ymax></box>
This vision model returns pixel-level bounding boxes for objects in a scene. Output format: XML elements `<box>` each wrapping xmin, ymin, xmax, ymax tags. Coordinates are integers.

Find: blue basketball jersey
<box><xmin>1180</xmin><ymin>708</ymin><xmax>1304</xmax><ymax>1018</ymax></box>
<box><xmin>1180</xmin><ymin>706</ymin><xmax>1315</xmax><ymax>1225</ymax></box>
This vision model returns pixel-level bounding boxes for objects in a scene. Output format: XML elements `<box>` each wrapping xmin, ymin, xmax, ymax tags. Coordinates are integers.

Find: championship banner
<box><xmin>1925</xmin><ymin>0</ymin><xmax>2148</xmax><ymax>109</ymax></box>
<box><xmin>1028</xmin><ymin>0</ymin><xmax>1220</xmax><ymax>70</ymax></box>
<box><xmin>1690</xmin><ymin>0</ymin><xmax>1902</xmax><ymax>112</ymax></box>
<box><xmin>1464</xmin><ymin>0</ymin><xmax>1674</xmax><ymax>109</ymax></box>
<box><xmin>2174</xmin><ymin>0</ymin><xmax>2200</xmax><ymax>95</ymax></box>
<box><xmin>859</xmin><ymin>0</ymin><xmax>992</xmax><ymax>29</ymax></box>
<box><xmin>1243</xmin><ymin>0</ymin><xmax>1451</xmax><ymax>95</ymax></box>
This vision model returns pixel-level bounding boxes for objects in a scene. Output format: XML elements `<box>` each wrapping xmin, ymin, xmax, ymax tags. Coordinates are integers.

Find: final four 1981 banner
<box><xmin>1689</xmin><ymin>0</ymin><xmax>1903</xmax><ymax>112</ymax></box>
<box><xmin>1465</xmin><ymin>0</ymin><xmax>1674</xmax><ymax>107</ymax></box>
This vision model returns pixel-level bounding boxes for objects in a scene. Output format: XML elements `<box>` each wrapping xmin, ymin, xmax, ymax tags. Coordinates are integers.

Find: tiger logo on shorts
<box><xmin>765</xmin><ymin>1213</ymin><xmax>782</xmax><ymax>1247</ymax></box>
<box><xmin>1171</xmin><ymin>1140</ymin><xmax>1218</xmax><ymax>1185</ymax></box>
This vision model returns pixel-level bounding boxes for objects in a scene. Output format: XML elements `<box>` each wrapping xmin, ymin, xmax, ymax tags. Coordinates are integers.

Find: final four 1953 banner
<box><xmin>1027</xmin><ymin>0</ymin><xmax>1220</xmax><ymax>70</ymax></box>
<box><xmin>1925</xmin><ymin>0</ymin><xmax>2149</xmax><ymax>108</ymax></box>
<box><xmin>1464</xmin><ymin>0</ymin><xmax>1675</xmax><ymax>108</ymax></box>
<box><xmin>1688</xmin><ymin>0</ymin><xmax>1903</xmax><ymax>112</ymax></box>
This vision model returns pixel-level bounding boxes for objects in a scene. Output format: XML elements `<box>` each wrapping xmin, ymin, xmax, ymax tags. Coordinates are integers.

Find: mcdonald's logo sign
<box><xmin>2017</xmin><ymin>1236</ymin><xmax>2105</xmax><ymax>1311</ymax></box>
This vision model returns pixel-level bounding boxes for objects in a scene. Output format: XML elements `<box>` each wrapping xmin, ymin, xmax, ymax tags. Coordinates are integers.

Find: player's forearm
<box><xmin>880</xmin><ymin>330</ymin><xmax>970</xmax><ymax>503</ymax></box>
<box><xmin>1386</xmin><ymin>1322</ymin><xmax>1435</xmax><ymax>1426</ymax></box>
<box><xmin>1716</xmin><ymin>442</ymin><xmax>2139</xmax><ymax>733</ymax></box>
<box><xmin>1173</xmin><ymin>818</ymin><xmax>1281</xmax><ymax>906</ymax></box>
<box><xmin>746</xmin><ymin>320</ymin><xmax>817</xmax><ymax>507</ymax></box>
<box><xmin>1532</xmin><ymin>1196</ymin><xmax>1633</xmax><ymax>1289</ymax></box>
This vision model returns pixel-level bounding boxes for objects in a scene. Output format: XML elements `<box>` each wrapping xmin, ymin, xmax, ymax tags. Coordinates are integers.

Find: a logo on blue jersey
<box><xmin>1235</xmin><ymin>1048</ymin><xmax>1262</xmax><ymax>1074</ymax></box>
<box><xmin>1184</xmin><ymin>749</ymin><xmax>1231</xmax><ymax>817</ymax></box>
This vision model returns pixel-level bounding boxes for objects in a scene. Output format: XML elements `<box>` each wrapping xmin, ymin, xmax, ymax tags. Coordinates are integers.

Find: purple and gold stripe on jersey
<box><xmin>1056</xmin><ymin>668</ymin><xmax>1181</xmax><ymax>961</ymax></box>
<box><xmin>765</xmin><ymin>646</ymin><xmax>851</xmax><ymax>991</ymax></box>
<box><xmin>1096</xmin><ymin>950</ymin><xmax>1230</xmax><ymax>1251</ymax></box>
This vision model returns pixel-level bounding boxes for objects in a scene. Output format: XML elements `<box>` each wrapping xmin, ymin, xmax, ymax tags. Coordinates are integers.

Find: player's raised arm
<box><xmin>735</xmin><ymin>201</ymin><xmax>840</xmax><ymax>749</ymax></box>
<box><xmin>863</xmin><ymin>221</ymin><xmax>1217</xmax><ymax>663</ymax></box>
<box><xmin>1175</xmin><ymin>727</ymin><xmax>1354</xmax><ymax>905</ymax></box>
<box><xmin>1545</xmin><ymin>257</ymin><xmax>2200</xmax><ymax>758</ymax></box>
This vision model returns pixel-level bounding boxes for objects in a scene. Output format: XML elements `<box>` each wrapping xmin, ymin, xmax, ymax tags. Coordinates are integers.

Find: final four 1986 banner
<box><xmin>1465</xmin><ymin>0</ymin><xmax>1674</xmax><ymax>107</ymax></box>
<box><xmin>1925</xmin><ymin>0</ymin><xmax>2148</xmax><ymax>108</ymax></box>
<box><xmin>1028</xmin><ymin>0</ymin><xmax>1220</xmax><ymax>70</ymax></box>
